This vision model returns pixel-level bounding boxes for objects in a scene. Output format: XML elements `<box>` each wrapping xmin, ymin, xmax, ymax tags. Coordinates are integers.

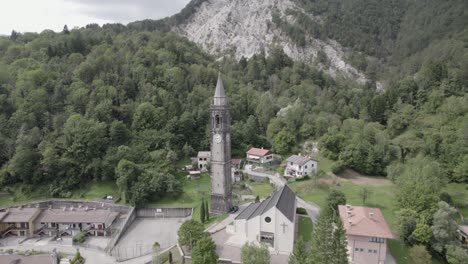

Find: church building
<box><xmin>226</xmin><ymin>185</ymin><xmax>297</xmax><ymax>254</ymax></box>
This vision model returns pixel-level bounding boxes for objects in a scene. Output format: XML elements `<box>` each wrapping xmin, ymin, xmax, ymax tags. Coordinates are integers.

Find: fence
<box><xmin>105</xmin><ymin>206</ymin><xmax>136</xmax><ymax>253</ymax></box>
<box><xmin>111</xmin><ymin>240</ymin><xmax>176</xmax><ymax>262</ymax></box>
<box><xmin>136</xmin><ymin>208</ymin><xmax>192</xmax><ymax>218</ymax></box>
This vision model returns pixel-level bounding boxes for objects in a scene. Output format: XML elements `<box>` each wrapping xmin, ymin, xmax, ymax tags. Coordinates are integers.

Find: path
<box><xmin>206</xmin><ymin>204</ymin><xmax>250</xmax><ymax>233</ymax></box>
<box><xmin>2</xmin><ymin>243</ymin><xmax>116</xmax><ymax>264</ymax></box>
<box><xmin>243</xmin><ymin>165</ymin><xmax>320</xmax><ymax>221</ymax></box>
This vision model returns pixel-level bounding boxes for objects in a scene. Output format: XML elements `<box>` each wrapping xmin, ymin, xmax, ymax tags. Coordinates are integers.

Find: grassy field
<box><xmin>246</xmin><ymin>181</ymin><xmax>275</xmax><ymax>198</ymax></box>
<box><xmin>0</xmin><ymin>180</ymin><xmax>120</xmax><ymax>208</ymax></box>
<box><xmin>288</xmin><ymin>170</ymin><xmax>468</xmax><ymax>264</ymax></box>
<box><xmin>297</xmin><ymin>215</ymin><xmax>313</xmax><ymax>242</ymax></box>
<box><xmin>147</xmin><ymin>173</ymin><xmax>211</xmax><ymax>208</ymax></box>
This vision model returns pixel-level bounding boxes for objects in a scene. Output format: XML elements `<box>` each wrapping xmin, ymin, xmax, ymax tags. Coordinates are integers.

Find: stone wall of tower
<box><xmin>209</xmin><ymin>75</ymin><xmax>233</xmax><ymax>214</ymax></box>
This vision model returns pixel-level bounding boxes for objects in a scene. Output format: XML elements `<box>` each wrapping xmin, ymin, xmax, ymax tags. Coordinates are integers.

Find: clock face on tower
<box><xmin>214</xmin><ymin>134</ymin><xmax>222</xmax><ymax>143</ymax></box>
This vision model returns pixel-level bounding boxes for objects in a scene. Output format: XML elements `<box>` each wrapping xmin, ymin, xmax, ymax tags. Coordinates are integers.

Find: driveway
<box><xmin>244</xmin><ymin>165</ymin><xmax>320</xmax><ymax>222</ymax></box>
<box><xmin>206</xmin><ymin>203</ymin><xmax>250</xmax><ymax>233</ymax></box>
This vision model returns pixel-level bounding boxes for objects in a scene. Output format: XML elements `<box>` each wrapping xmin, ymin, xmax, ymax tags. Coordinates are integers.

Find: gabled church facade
<box><xmin>227</xmin><ymin>185</ymin><xmax>297</xmax><ymax>254</ymax></box>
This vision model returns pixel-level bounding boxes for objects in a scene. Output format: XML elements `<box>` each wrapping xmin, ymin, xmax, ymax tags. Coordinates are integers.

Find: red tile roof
<box><xmin>338</xmin><ymin>205</ymin><xmax>395</xmax><ymax>239</ymax></box>
<box><xmin>246</xmin><ymin>148</ymin><xmax>271</xmax><ymax>157</ymax></box>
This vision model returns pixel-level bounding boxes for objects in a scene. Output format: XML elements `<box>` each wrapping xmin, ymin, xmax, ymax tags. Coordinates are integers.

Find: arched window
<box><xmin>215</xmin><ymin>115</ymin><xmax>221</xmax><ymax>128</ymax></box>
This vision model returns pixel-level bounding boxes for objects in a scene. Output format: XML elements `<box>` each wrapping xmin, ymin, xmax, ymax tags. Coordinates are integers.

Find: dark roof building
<box><xmin>236</xmin><ymin>185</ymin><xmax>296</xmax><ymax>222</ymax></box>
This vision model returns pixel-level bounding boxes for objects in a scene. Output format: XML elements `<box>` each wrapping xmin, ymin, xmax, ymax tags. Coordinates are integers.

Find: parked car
<box><xmin>229</xmin><ymin>206</ymin><xmax>239</xmax><ymax>214</ymax></box>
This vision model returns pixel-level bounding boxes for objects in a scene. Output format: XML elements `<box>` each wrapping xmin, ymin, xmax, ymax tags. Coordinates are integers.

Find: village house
<box><xmin>197</xmin><ymin>151</ymin><xmax>211</xmax><ymax>171</ymax></box>
<box><xmin>246</xmin><ymin>147</ymin><xmax>274</xmax><ymax>165</ymax></box>
<box><xmin>338</xmin><ymin>205</ymin><xmax>395</xmax><ymax>264</ymax></box>
<box><xmin>227</xmin><ymin>185</ymin><xmax>296</xmax><ymax>254</ymax></box>
<box><xmin>35</xmin><ymin>207</ymin><xmax>119</xmax><ymax>237</ymax></box>
<box><xmin>284</xmin><ymin>155</ymin><xmax>318</xmax><ymax>177</ymax></box>
<box><xmin>231</xmin><ymin>159</ymin><xmax>243</xmax><ymax>183</ymax></box>
<box><xmin>0</xmin><ymin>207</ymin><xmax>41</xmax><ymax>237</ymax></box>
<box><xmin>457</xmin><ymin>225</ymin><xmax>468</xmax><ymax>245</ymax></box>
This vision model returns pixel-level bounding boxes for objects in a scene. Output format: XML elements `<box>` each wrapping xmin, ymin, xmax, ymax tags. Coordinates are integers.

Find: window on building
<box><xmin>355</xmin><ymin>248</ymin><xmax>359</xmax><ymax>251</ymax></box>
<box><xmin>360</xmin><ymin>248</ymin><xmax>364</xmax><ymax>252</ymax></box>
<box><xmin>312</xmin><ymin>164</ymin><xmax>314</xmax><ymax>167</ymax></box>
<box><xmin>305</xmin><ymin>166</ymin><xmax>307</xmax><ymax>169</ymax></box>
<box><xmin>265</xmin><ymin>217</ymin><xmax>271</xmax><ymax>223</ymax></box>
<box><xmin>373</xmin><ymin>250</ymin><xmax>377</xmax><ymax>253</ymax></box>
<box><xmin>368</xmin><ymin>249</ymin><xmax>372</xmax><ymax>253</ymax></box>
<box><xmin>215</xmin><ymin>115</ymin><xmax>221</xmax><ymax>128</ymax></box>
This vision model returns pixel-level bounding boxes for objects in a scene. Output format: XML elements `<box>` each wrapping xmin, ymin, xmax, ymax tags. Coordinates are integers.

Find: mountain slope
<box><xmin>174</xmin><ymin>0</ymin><xmax>369</xmax><ymax>84</ymax></box>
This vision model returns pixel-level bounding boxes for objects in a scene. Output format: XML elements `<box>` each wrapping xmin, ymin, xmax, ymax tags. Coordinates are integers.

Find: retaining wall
<box><xmin>136</xmin><ymin>208</ymin><xmax>192</xmax><ymax>218</ymax></box>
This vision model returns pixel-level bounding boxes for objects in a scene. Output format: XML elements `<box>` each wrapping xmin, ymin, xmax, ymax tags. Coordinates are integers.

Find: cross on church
<box><xmin>281</xmin><ymin>222</ymin><xmax>288</xmax><ymax>233</ymax></box>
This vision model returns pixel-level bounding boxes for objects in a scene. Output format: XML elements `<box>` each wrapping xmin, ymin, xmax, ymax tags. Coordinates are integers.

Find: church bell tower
<box><xmin>210</xmin><ymin>72</ymin><xmax>233</xmax><ymax>213</ymax></box>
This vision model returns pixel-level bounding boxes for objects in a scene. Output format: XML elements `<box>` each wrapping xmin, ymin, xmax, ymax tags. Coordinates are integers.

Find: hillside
<box><xmin>173</xmin><ymin>0</ymin><xmax>369</xmax><ymax>84</ymax></box>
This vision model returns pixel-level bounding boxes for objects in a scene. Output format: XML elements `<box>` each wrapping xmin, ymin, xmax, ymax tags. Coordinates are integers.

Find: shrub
<box><xmin>331</xmin><ymin>161</ymin><xmax>346</xmax><ymax>174</ymax></box>
<box><xmin>72</xmin><ymin>232</ymin><xmax>86</xmax><ymax>244</ymax></box>
<box><xmin>440</xmin><ymin>192</ymin><xmax>452</xmax><ymax>205</ymax></box>
<box><xmin>296</xmin><ymin>207</ymin><xmax>307</xmax><ymax>215</ymax></box>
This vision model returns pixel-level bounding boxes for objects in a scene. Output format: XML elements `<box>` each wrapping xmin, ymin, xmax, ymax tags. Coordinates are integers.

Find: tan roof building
<box><xmin>1</xmin><ymin>208</ymin><xmax>41</xmax><ymax>223</ymax></box>
<box><xmin>0</xmin><ymin>254</ymin><xmax>55</xmax><ymax>264</ymax></box>
<box><xmin>338</xmin><ymin>205</ymin><xmax>395</xmax><ymax>264</ymax></box>
<box><xmin>36</xmin><ymin>208</ymin><xmax>118</xmax><ymax>225</ymax></box>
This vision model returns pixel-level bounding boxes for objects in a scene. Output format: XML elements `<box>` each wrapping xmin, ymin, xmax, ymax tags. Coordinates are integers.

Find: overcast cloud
<box><xmin>0</xmin><ymin>0</ymin><xmax>191</xmax><ymax>35</ymax></box>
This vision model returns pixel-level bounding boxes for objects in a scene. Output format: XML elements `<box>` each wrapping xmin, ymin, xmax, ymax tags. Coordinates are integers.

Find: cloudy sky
<box><xmin>0</xmin><ymin>0</ymin><xmax>191</xmax><ymax>35</ymax></box>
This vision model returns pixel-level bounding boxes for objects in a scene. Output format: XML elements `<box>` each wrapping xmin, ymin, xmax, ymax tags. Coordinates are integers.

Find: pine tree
<box><xmin>331</xmin><ymin>218</ymin><xmax>349</xmax><ymax>264</ymax></box>
<box><xmin>288</xmin><ymin>237</ymin><xmax>308</xmax><ymax>264</ymax></box>
<box><xmin>205</xmin><ymin>199</ymin><xmax>210</xmax><ymax>221</ymax></box>
<box><xmin>310</xmin><ymin>210</ymin><xmax>349</xmax><ymax>264</ymax></box>
<box><xmin>200</xmin><ymin>199</ymin><xmax>206</xmax><ymax>223</ymax></box>
<box><xmin>310</xmin><ymin>210</ymin><xmax>334</xmax><ymax>263</ymax></box>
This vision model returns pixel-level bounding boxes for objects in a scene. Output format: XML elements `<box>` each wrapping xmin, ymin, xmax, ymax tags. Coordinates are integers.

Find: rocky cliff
<box><xmin>174</xmin><ymin>0</ymin><xmax>369</xmax><ymax>84</ymax></box>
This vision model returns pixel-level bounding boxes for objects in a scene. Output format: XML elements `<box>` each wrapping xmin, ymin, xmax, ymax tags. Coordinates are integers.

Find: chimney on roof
<box><xmin>369</xmin><ymin>212</ymin><xmax>374</xmax><ymax>219</ymax></box>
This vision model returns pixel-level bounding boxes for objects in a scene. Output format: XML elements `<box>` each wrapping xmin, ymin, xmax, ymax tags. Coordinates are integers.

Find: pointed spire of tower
<box><xmin>213</xmin><ymin>71</ymin><xmax>227</xmax><ymax>106</ymax></box>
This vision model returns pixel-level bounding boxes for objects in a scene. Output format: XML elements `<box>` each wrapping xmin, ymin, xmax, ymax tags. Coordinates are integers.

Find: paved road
<box><xmin>2</xmin><ymin>243</ymin><xmax>116</xmax><ymax>264</ymax></box>
<box><xmin>206</xmin><ymin>204</ymin><xmax>250</xmax><ymax>233</ymax></box>
<box><xmin>244</xmin><ymin>165</ymin><xmax>320</xmax><ymax>222</ymax></box>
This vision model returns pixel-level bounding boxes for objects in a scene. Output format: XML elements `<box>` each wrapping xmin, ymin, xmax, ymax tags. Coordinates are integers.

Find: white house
<box><xmin>227</xmin><ymin>185</ymin><xmax>296</xmax><ymax>254</ymax></box>
<box><xmin>197</xmin><ymin>151</ymin><xmax>211</xmax><ymax>171</ymax></box>
<box><xmin>285</xmin><ymin>155</ymin><xmax>318</xmax><ymax>177</ymax></box>
<box><xmin>246</xmin><ymin>148</ymin><xmax>274</xmax><ymax>165</ymax></box>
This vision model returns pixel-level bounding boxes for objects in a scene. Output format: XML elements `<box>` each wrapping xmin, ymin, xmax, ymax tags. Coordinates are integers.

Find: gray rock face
<box><xmin>175</xmin><ymin>0</ymin><xmax>370</xmax><ymax>84</ymax></box>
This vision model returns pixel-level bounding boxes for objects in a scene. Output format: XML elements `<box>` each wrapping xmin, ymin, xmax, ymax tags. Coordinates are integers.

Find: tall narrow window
<box><xmin>215</xmin><ymin>115</ymin><xmax>221</xmax><ymax>128</ymax></box>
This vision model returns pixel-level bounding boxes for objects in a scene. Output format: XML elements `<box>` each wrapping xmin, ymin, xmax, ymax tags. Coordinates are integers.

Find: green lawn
<box><xmin>289</xmin><ymin>175</ymin><xmax>458</xmax><ymax>264</ymax></box>
<box><xmin>247</xmin><ymin>181</ymin><xmax>275</xmax><ymax>198</ymax></box>
<box><xmin>445</xmin><ymin>183</ymin><xmax>468</xmax><ymax>220</ymax></box>
<box><xmin>147</xmin><ymin>173</ymin><xmax>211</xmax><ymax>208</ymax></box>
<box><xmin>298</xmin><ymin>215</ymin><xmax>313</xmax><ymax>242</ymax></box>
<box><xmin>0</xmin><ymin>180</ymin><xmax>119</xmax><ymax>208</ymax></box>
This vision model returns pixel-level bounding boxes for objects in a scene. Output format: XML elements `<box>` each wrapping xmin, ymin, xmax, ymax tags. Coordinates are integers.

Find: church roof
<box><xmin>214</xmin><ymin>72</ymin><xmax>225</xmax><ymax>98</ymax></box>
<box><xmin>236</xmin><ymin>185</ymin><xmax>296</xmax><ymax>222</ymax></box>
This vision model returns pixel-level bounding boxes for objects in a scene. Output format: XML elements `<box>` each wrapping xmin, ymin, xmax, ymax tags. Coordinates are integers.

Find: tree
<box><xmin>272</xmin><ymin>129</ymin><xmax>295</xmax><ymax>154</ymax></box>
<box><xmin>191</xmin><ymin>235</ymin><xmax>218</xmax><ymax>264</ymax></box>
<box><xmin>63</xmin><ymin>25</ymin><xmax>70</xmax><ymax>34</ymax></box>
<box><xmin>152</xmin><ymin>241</ymin><xmax>160</xmax><ymax>264</ymax></box>
<box><xmin>168</xmin><ymin>251</ymin><xmax>173</xmax><ymax>264</ymax></box>
<box><xmin>325</xmin><ymin>189</ymin><xmax>346</xmax><ymax>215</ymax></box>
<box><xmin>431</xmin><ymin>201</ymin><xmax>458</xmax><ymax>253</ymax></box>
<box><xmin>409</xmin><ymin>245</ymin><xmax>432</xmax><ymax>264</ymax></box>
<box><xmin>288</xmin><ymin>237</ymin><xmax>307</xmax><ymax>264</ymax></box>
<box><xmin>331</xmin><ymin>218</ymin><xmax>350</xmax><ymax>264</ymax></box>
<box><xmin>411</xmin><ymin>222</ymin><xmax>432</xmax><ymax>245</ymax></box>
<box><xmin>396</xmin><ymin>209</ymin><xmax>418</xmax><ymax>245</ymax></box>
<box><xmin>446</xmin><ymin>245</ymin><xmax>468</xmax><ymax>264</ymax></box>
<box><xmin>358</xmin><ymin>186</ymin><xmax>372</xmax><ymax>205</ymax></box>
<box><xmin>310</xmin><ymin>210</ymin><xmax>348</xmax><ymax>264</ymax></box>
<box><xmin>200</xmin><ymin>199</ymin><xmax>206</xmax><ymax>223</ymax></box>
<box><xmin>241</xmin><ymin>242</ymin><xmax>270</xmax><ymax>264</ymax></box>
<box><xmin>204</xmin><ymin>199</ymin><xmax>210</xmax><ymax>221</ymax></box>
<box><xmin>177</xmin><ymin>220</ymin><xmax>205</xmax><ymax>249</ymax></box>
